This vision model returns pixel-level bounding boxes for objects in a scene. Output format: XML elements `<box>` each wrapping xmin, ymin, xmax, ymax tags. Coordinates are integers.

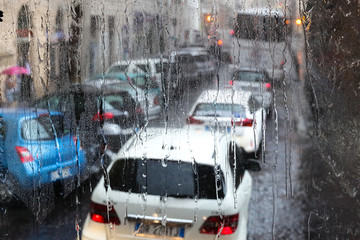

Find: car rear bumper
<box><xmin>82</xmin><ymin>214</ymin><xmax>247</xmax><ymax>240</ymax></box>
<box><xmin>235</xmin><ymin>133</ymin><xmax>261</xmax><ymax>154</ymax></box>
<box><xmin>145</xmin><ymin>105</ymin><xmax>162</xmax><ymax>120</ymax></box>
<box><xmin>16</xmin><ymin>151</ymin><xmax>87</xmax><ymax>188</ymax></box>
<box><xmin>82</xmin><ymin>215</ymin><xmax>108</xmax><ymax>240</ymax></box>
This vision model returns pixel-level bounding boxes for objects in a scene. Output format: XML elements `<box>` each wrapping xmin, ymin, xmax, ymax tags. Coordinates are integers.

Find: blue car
<box><xmin>0</xmin><ymin>108</ymin><xmax>87</xmax><ymax>193</ymax></box>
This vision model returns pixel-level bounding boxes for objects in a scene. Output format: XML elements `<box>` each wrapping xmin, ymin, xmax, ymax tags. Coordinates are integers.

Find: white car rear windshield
<box><xmin>193</xmin><ymin>103</ymin><xmax>246</xmax><ymax>118</ymax></box>
<box><xmin>233</xmin><ymin>71</ymin><xmax>267</xmax><ymax>82</ymax></box>
<box><xmin>109</xmin><ymin>159</ymin><xmax>225</xmax><ymax>199</ymax></box>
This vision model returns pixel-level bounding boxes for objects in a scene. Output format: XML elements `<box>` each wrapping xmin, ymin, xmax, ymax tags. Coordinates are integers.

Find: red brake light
<box><xmin>153</xmin><ymin>96</ymin><xmax>160</xmax><ymax>105</ymax></box>
<box><xmin>229</xmin><ymin>80</ymin><xmax>234</xmax><ymax>85</ymax></box>
<box><xmin>199</xmin><ymin>213</ymin><xmax>239</xmax><ymax>235</ymax></box>
<box><xmin>229</xmin><ymin>30</ymin><xmax>235</xmax><ymax>35</ymax></box>
<box><xmin>136</xmin><ymin>106</ymin><xmax>143</xmax><ymax>114</ymax></box>
<box><xmin>222</xmin><ymin>226</ymin><xmax>234</xmax><ymax>235</ymax></box>
<box><xmin>91</xmin><ymin>213</ymin><xmax>105</xmax><ymax>223</ymax></box>
<box><xmin>72</xmin><ymin>136</ymin><xmax>82</xmax><ymax>150</ymax></box>
<box><xmin>92</xmin><ymin>112</ymin><xmax>114</xmax><ymax>121</ymax></box>
<box><xmin>186</xmin><ymin>116</ymin><xmax>204</xmax><ymax>125</ymax></box>
<box><xmin>90</xmin><ymin>201</ymin><xmax>121</xmax><ymax>225</ymax></box>
<box><xmin>231</xmin><ymin>118</ymin><xmax>253</xmax><ymax>127</ymax></box>
<box><xmin>15</xmin><ymin>146</ymin><xmax>34</xmax><ymax>163</ymax></box>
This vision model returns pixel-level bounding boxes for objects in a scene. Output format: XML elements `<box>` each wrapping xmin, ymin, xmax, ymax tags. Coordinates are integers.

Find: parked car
<box><xmin>176</xmin><ymin>47</ymin><xmax>216</xmax><ymax>79</ymax></box>
<box><xmin>168</xmin><ymin>51</ymin><xmax>198</xmax><ymax>88</ymax></box>
<box><xmin>0</xmin><ymin>108</ymin><xmax>86</xmax><ymax>198</ymax></box>
<box><xmin>166</xmin><ymin>48</ymin><xmax>215</xmax><ymax>95</ymax></box>
<box><xmin>86</xmin><ymin>72</ymin><xmax>164</xmax><ymax>120</ymax></box>
<box><xmin>229</xmin><ymin>66</ymin><xmax>273</xmax><ymax>112</ymax></box>
<box><xmin>82</xmin><ymin>127</ymin><xmax>260</xmax><ymax>240</ymax></box>
<box><xmin>88</xmin><ymin>72</ymin><xmax>152</xmax><ymax>87</ymax></box>
<box><xmin>186</xmin><ymin>89</ymin><xmax>265</xmax><ymax>155</ymax></box>
<box><xmin>106</xmin><ymin>58</ymin><xmax>171</xmax><ymax>86</ymax></box>
<box><xmin>33</xmin><ymin>84</ymin><xmax>145</xmax><ymax>163</ymax></box>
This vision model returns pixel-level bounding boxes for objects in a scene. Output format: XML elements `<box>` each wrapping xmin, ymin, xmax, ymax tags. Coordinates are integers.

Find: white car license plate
<box><xmin>205</xmin><ymin>125</ymin><xmax>233</xmax><ymax>133</ymax></box>
<box><xmin>134</xmin><ymin>223</ymin><xmax>185</xmax><ymax>238</ymax></box>
<box><xmin>50</xmin><ymin>167</ymin><xmax>71</xmax><ymax>181</ymax></box>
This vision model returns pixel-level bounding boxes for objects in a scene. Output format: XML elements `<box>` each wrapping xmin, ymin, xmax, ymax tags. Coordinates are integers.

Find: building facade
<box><xmin>0</xmin><ymin>0</ymin><xmax>181</xmax><ymax>101</ymax></box>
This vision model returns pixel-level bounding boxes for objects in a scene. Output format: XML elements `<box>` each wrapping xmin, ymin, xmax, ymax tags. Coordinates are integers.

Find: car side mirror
<box><xmin>244</xmin><ymin>158</ymin><xmax>261</xmax><ymax>172</ymax></box>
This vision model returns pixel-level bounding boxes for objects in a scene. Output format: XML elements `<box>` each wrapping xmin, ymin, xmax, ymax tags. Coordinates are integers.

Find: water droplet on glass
<box><xmin>161</xmin><ymin>154</ymin><xmax>169</xmax><ymax>167</ymax></box>
<box><xmin>141</xmin><ymin>192</ymin><xmax>147</xmax><ymax>202</ymax></box>
<box><xmin>161</xmin><ymin>215</ymin><xmax>167</xmax><ymax>226</ymax></box>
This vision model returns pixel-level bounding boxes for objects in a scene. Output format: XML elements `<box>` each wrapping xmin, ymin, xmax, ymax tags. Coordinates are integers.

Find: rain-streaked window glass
<box><xmin>0</xmin><ymin>0</ymin><xmax>359</xmax><ymax>239</ymax></box>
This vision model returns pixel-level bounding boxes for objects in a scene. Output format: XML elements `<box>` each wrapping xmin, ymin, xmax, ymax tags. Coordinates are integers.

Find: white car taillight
<box><xmin>186</xmin><ymin>116</ymin><xmax>204</xmax><ymax>125</ymax></box>
<box><xmin>231</xmin><ymin>118</ymin><xmax>253</xmax><ymax>127</ymax></box>
<box><xmin>265</xmin><ymin>82</ymin><xmax>271</xmax><ymax>91</ymax></box>
<box><xmin>199</xmin><ymin>213</ymin><xmax>239</xmax><ymax>235</ymax></box>
<box><xmin>92</xmin><ymin>112</ymin><xmax>114</xmax><ymax>122</ymax></box>
<box><xmin>153</xmin><ymin>96</ymin><xmax>160</xmax><ymax>105</ymax></box>
<box><xmin>90</xmin><ymin>201</ymin><xmax>121</xmax><ymax>225</ymax></box>
<box><xmin>136</xmin><ymin>106</ymin><xmax>143</xmax><ymax>114</ymax></box>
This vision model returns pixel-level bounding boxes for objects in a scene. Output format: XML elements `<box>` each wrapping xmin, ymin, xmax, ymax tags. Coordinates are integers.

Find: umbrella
<box><xmin>1</xmin><ymin>66</ymin><xmax>30</xmax><ymax>75</ymax></box>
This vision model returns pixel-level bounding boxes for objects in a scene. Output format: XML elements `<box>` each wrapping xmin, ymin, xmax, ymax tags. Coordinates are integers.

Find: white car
<box><xmin>106</xmin><ymin>58</ymin><xmax>170</xmax><ymax>85</ymax></box>
<box><xmin>169</xmin><ymin>48</ymin><xmax>215</xmax><ymax>79</ymax></box>
<box><xmin>187</xmin><ymin>89</ymin><xmax>265</xmax><ymax>155</ymax></box>
<box><xmin>229</xmin><ymin>66</ymin><xmax>273</xmax><ymax>112</ymax></box>
<box><xmin>82</xmin><ymin>127</ymin><xmax>260</xmax><ymax>240</ymax></box>
<box><xmin>172</xmin><ymin>47</ymin><xmax>216</xmax><ymax>78</ymax></box>
<box><xmin>84</xmin><ymin>73</ymin><xmax>163</xmax><ymax>120</ymax></box>
<box><xmin>105</xmin><ymin>81</ymin><xmax>163</xmax><ymax>120</ymax></box>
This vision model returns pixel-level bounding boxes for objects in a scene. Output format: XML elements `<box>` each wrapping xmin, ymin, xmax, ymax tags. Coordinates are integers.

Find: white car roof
<box><xmin>110</xmin><ymin>58</ymin><xmax>168</xmax><ymax>66</ymax></box>
<box><xmin>236</xmin><ymin>7</ymin><xmax>285</xmax><ymax>17</ymax></box>
<box><xmin>195</xmin><ymin>89</ymin><xmax>252</xmax><ymax>106</ymax></box>
<box><xmin>116</xmin><ymin>127</ymin><xmax>226</xmax><ymax>166</ymax></box>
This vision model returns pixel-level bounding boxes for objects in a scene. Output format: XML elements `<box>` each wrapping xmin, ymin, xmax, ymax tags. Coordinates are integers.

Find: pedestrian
<box><xmin>19</xmin><ymin>61</ymin><xmax>33</xmax><ymax>102</ymax></box>
<box><xmin>4</xmin><ymin>74</ymin><xmax>20</xmax><ymax>105</ymax></box>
